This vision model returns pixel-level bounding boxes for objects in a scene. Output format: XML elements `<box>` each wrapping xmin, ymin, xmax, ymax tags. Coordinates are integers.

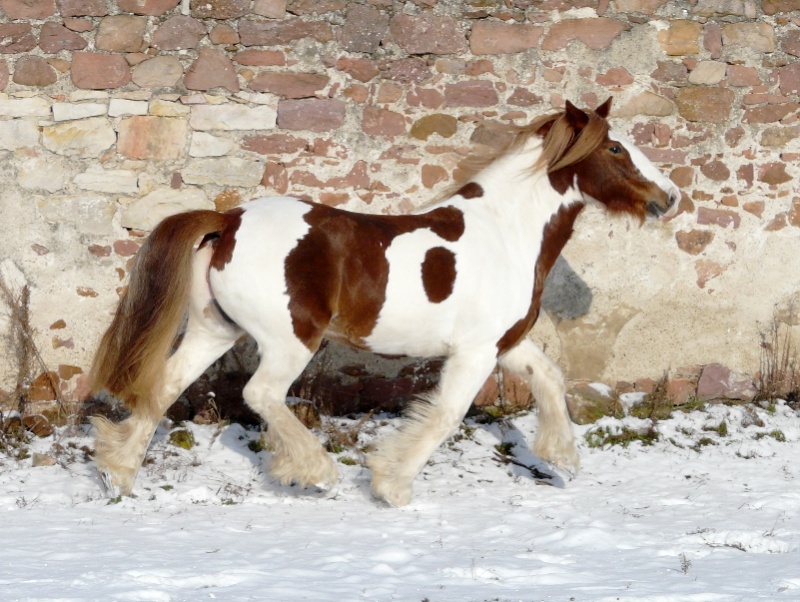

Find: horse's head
<box><xmin>539</xmin><ymin>98</ymin><xmax>680</xmax><ymax>221</ymax></box>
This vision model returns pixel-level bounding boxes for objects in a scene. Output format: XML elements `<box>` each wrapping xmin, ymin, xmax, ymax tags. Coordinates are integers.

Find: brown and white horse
<box><xmin>90</xmin><ymin>99</ymin><xmax>679</xmax><ymax>506</ymax></box>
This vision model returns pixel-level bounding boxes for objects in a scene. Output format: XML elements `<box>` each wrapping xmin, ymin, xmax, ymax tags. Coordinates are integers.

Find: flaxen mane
<box><xmin>432</xmin><ymin>109</ymin><xmax>610</xmax><ymax>205</ymax></box>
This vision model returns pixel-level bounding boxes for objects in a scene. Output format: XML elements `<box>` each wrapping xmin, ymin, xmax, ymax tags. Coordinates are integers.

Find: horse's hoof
<box><xmin>100</xmin><ymin>471</ymin><xmax>122</xmax><ymax>498</ymax></box>
<box><xmin>370</xmin><ymin>478</ymin><xmax>413</xmax><ymax>507</ymax></box>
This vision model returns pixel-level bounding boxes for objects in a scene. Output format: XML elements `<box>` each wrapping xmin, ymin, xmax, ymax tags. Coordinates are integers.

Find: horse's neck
<box><xmin>469</xmin><ymin>139</ymin><xmax>584</xmax><ymax>245</ymax></box>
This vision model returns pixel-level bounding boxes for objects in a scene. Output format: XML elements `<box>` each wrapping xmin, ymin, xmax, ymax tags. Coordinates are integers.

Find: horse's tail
<box><xmin>90</xmin><ymin>210</ymin><xmax>236</xmax><ymax>413</ymax></box>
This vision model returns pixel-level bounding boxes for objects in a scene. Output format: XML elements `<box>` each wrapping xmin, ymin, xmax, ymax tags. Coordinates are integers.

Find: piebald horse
<box><xmin>91</xmin><ymin>99</ymin><xmax>679</xmax><ymax>506</ymax></box>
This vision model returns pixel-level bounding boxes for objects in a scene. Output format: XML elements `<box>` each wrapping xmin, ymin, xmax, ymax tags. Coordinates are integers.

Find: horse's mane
<box><xmin>430</xmin><ymin>108</ymin><xmax>609</xmax><ymax>204</ymax></box>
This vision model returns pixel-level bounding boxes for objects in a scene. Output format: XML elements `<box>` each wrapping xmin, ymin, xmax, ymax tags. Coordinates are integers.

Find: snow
<box><xmin>2</xmin><ymin>401</ymin><xmax>800</xmax><ymax>601</ymax></box>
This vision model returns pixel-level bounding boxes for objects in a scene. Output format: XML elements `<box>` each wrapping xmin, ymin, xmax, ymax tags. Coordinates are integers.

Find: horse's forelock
<box><xmin>538</xmin><ymin>112</ymin><xmax>609</xmax><ymax>174</ymax></box>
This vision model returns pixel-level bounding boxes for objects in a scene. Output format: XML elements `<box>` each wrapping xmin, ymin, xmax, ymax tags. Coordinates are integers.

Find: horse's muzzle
<box><xmin>647</xmin><ymin>189</ymin><xmax>680</xmax><ymax>220</ymax></box>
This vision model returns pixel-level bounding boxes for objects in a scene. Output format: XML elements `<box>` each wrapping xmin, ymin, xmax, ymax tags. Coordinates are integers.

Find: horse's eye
<box><xmin>609</xmin><ymin>145</ymin><xmax>622</xmax><ymax>155</ymax></box>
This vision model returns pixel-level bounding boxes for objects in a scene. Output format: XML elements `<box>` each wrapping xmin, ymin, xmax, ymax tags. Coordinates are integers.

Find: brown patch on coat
<box><xmin>285</xmin><ymin>202</ymin><xmax>466</xmax><ymax>351</ymax></box>
<box><xmin>421</xmin><ymin>247</ymin><xmax>457</xmax><ymax>304</ymax></box>
<box><xmin>209</xmin><ymin>208</ymin><xmax>244</xmax><ymax>271</ymax></box>
<box><xmin>456</xmin><ymin>182</ymin><xmax>484</xmax><ymax>199</ymax></box>
<box><xmin>496</xmin><ymin>203</ymin><xmax>584</xmax><ymax>356</ymax></box>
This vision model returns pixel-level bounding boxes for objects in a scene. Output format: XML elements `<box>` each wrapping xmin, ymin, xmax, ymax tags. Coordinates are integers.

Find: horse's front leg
<box><xmin>368</xmin><ymin>348</ymin><xmax>497</xmax><ymax>507</ymax></box>
<box><xmin>499</xmin><ymin>339</ymin><xmax>580</xmax><ymax>474</ymax></box>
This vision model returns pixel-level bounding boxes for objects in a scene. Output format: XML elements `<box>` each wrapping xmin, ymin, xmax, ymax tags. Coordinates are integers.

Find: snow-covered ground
<box><xmin>2</xmin><ymin>400</ymin><xmax>799</xmax><ymax>602</ymax></box>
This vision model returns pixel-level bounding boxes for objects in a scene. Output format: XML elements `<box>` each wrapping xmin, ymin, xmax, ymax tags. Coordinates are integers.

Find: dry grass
<box><xmin>756</xmin><ymin>309</ymin><xmax>799</xmax><ymax>403</ymax></box>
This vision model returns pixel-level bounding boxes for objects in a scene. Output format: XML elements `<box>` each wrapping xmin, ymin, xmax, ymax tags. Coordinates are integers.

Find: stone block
<box><xmin>657</xmin><ymin>20</ymin><xmax>702</xmax><ymax>55</ymax></box>
<box><xmin>71</xmin><ymin>52</ymin><xmax>131</xmax><ymax>90</ymax></box>
<box><xmin>387</xmin><ymin>13</ymin><xmax>467</xmax><ymax>55</ymax></box>
<box><xmin>190</xmin><ymin>103</ymin><xmax>278</xmax><ymax>131</ymax></box>
<box><xmin>17</xmin><ymin>156</ymin><xmax>69</xmax><ymax>192</ymax></box>
<box><xmin>0</xmin><ymin>23</ymin><xmax>36</xmax><ymax>53</ymax></box>
<box><xmin>184</xmin><ymin>48</ymin><xmax>240</xmax><ymax>93</ymax></box>
<box><xmin>152</xmin><ymin>15</ymin><xmax>206</xmax><ymax>50</ymax></box>
<box><xmin>277</xmin><ymin>98</ymin><xmax>346</xmax><ymax>132</ymax></box>
<box><xmin>0</xmin><ymin>118</ymin><xmax>39</xmax><ymax>150</ymax></box>
<box><xmin>191</xmin><ymin>0</ymin><xmax>249</xmax><ymax>18</ymax></box>
<box><xmin>444</xmin><ymin>80</ymin><xmax>498</xmax><ymax>107</ymax></box>
<box><xmin>249</xmin><ymin>72</ymin><xmax>328</xmax><ymax>98</ymax></box>
<box><xmin>362</xmin><ymin>106</ymin><xmax>405</xmax><ymax>137</ymax></box>
<box><xmin>541</xmin><ymin>18</ymin><xmax>627</xmax><ymax>51</ymax></box>
<box><xmin>119</xmin><ymin>116</ymin><xmax>189</xmax><ymax>160</ymax></box>
<box><xmin>52</xmin><ymin>102</ymin><xmax>106</xmax><ymax>121</ymax></box>
<box><xmin>42</xmin><ymin>116</ymin><xmax>115</xmax><ymax>157</ymax></box>
<box><xmin>131</xmin><ymin>56</ymin><xmax>183</xmax><ymax>88</ymax></box>
<box><xmin>239</xmin><ymin>19</ymin><xmax>334</xmax><ymax>46</ymax></box>
<box><xmin>688</xmin><ymin>60</ymin><xmax>726</xmax><ymax>85</ymax></box>
<box><xmin>0</xmin><ymin>0</ymin><xmax>55</xmax><ymax>18</ymax></box>
<box><xmin>721</xmin><ymin>22</ymin><xmax>775</xmax><ymax>53</ymax></box>
<box><xmin>190</xmin><ymin>132</ymin><xmax>236</xmax><ymax>157</ymax></box>
<box><xmin>117</xmin><ymin>0</ymin><xmax>179</xmax><ymax>14</ymax></box>
<box><xmin>182</xmin><ymin>157</ymin><xmax>264</xmax><ymax>187</ymax></box>
<box><xmin>339</xmin><ymin>4</ymin><xmax>388</xmax><ymax>53</ymax></box>
<box><xmin>108</xmin><ymin>99</ymin><xmax>148</xmax><ymax>117</ymax></box>
<box><xmin>696</xmin><ymin>363</ymin><xmax>756</xmax><ymax>401</ymax></box>
<box><xmin>36</xmin><ymin>195</ymin><xmax>116</xmax><ymax>235</ymax></box>
<box><xmin>39</xmin><ymin>22</ymin><xmax>87</xmax><ymax>52</ymax></box>
<box><xmin>675</xmin><ymin>87</ymin><xmax>734</xmax><ymax>122</ymax></box>
<box><xmin>74</xmin><ymin>166</ymin><xmax>139</xmax><ymax>194</ymax></box>
<box><xmin>120</xmin><ymin>188</ymin><xmax>213</xmax><ymax>231</ymax></box>
<box><xmin>95</xmin><ymin>15</ymin><xmax>148</xmax><ymax>52</ymax></box>
<box><xmin>470</xmin><ymin>21</ymin><xmax>542</xmax><ymax>55</ymax></box>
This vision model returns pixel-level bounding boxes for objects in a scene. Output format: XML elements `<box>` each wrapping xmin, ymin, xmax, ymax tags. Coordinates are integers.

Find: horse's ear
<box><xmin>564</xmin><ymin>100</ymin><xmax>590</xmax><ymax>132</ymax></box>
<box><xmin>595</xmin><ymin>97</ymin><xmax>613</xmax><ymax>119</ymax></box>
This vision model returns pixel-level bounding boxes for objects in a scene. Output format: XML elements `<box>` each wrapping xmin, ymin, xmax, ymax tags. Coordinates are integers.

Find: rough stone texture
<box><xmin>39</xmin><ymin>22</ymin><xmax>87</xmax><ymax>52</ymax></box>
<box><xmin>721</xmin><ymin>22</ymin><xmax>775</xmax><ymax>53</ymax></box>
<box><xmin>239</xmin><ymin>19</ymin><xmax>334</xmax><ymax>46</ymax></box>
<box><xmin>57</xmin><ymin>0</ymin><xmax>107</xmax><ymax>16</ymax></box>
<box><xmin>339</xmin><ymin>4</ymin><xmax>389</xmax><ymax>53</ymax></box>
<box><xmin>70</xmin><ymin>52</ymin><xmax>131</xmax><ymax>89</ymax></box>
<box><xmin>95</xmin><ymin>15</ymin><xmax>148</xmax><ymax>53</ymax></box>
<box><xmin>0</xmin><ymin>24</ymin><xmax>37</xmax><ymax>53</ymax></box>
<box><xmin>190</xmin><ymin>103</ymin><xmax>277</xmax><ymax>130</ymax></box>
<box><xmin>675</xmin><ymin>87</ymin><xmax>734</xmax><ymax>122</ymax></box>
<box><xmin>117</xmin><ymin>0</ymin><xmax>179</xmax><ymax>14</ymax></box>
<box><xmin>182</xmin><ymin>157</ymin><xmax>264</xmax><ymax>187</ymax></box>
<box><xmin>191</xmin><ymin>0</ymin><xmax>250</xmax><ymax>18</ymax></box>
<box><xmin>387</xmin><ymin>13</ymin><xmax>467</xmax><ymax>55</ymax></box>
<box><xmin>132</xmin><ymin>56</ymin><xmax>183</xmax><ymax>88</ymax></box>
<box><xmin>121</xmin><ymin>188</ymin><xmax>213</xmax><ymax>230</ymax></box>
<box><xmin>445</xmin><ymin>80</ymin><xmax>498</xmax><ymax>107</ymax></box>
<box><xmin>184</xmin><ymin>49</ymin><xmax>240</xmax><ymax>93</ymax></box>
<box><xmin>542</xmin><ymin>18</ymin><xmax>627</xmax><ymax>51</ymax></box>
<box><xmin>152</xmin><ymin>16</ymin><xmax>206</xmax><ymax>50</ymax></box>
<box><xmin>696</xmin><ymin>363</ymin><xmax>756</xmax><ymax>401</ymax></box>
<box><xmin>42</xmin><ymin>117</ymin><xmax>115</xmax><ymax>157</ymax></box>
<box><xmin>657</xmin><ymin>20</ymin><xmax>702</xmax><ymax>55</ymax></box>
<box><xmin>362</xmin><ymin>107</ymin><xmax>405</xmax><ymax>137</ymax></box>
<box><xmin>676</xmin><ymin>229</ymin><xmax>714</xmax><ymax>255</ymax></box>
<box><xmin>13</xmin><ymin>56</ymin><xmax>58</xmax><ymax>87</ymax></box>
<box><xmin>410</xmin><ymin>113</ymin><xmax>458</xmax><ymax>140</ymax></box>
<box><xmin>277</xmin><ymin>98</ymin><xmax>346</xmax><ymax>131</ymax></box>
<box><xmin>118</xmin><ymin>116</ymin><xmax>188</xmax><ymax>160</ymax></box>
<box><xmin>1</xmin><ymin>0</ymin><xmax>55</xmax><ymax>18</ymax></box>
<box><xmin>470</xmin><ymin>22</ymin><xmax>543</xmax><ymax>55</ymax></box>
<box><xmin>249</xmin><ymin>72</ymin><xmax>328</xmax><ymax>98</ymax></box>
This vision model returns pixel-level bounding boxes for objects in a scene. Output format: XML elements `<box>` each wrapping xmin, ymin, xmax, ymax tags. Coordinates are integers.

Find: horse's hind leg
<box><xmin>499</xmin><ymin>339</ymin><xmax>580</xmax><ymax>473</ymax></box>
<box><xmin>243</xmin><ymin>343</ymin><xmax>338</xmax><ymax>489</ymax></box>
<box><xmin>93</xmin><ymin>244</ymin><xmax>241</xmax><ymax>495</ymax></box>
<box><xmin>368</xmin><ymin>348</ymin><xmax>497</xmax><ymax>507</ymax></box>
<box><xmin>93</xmin><ymin>307</ymin><xmax>240</xmax><ymax>495</ymax></box>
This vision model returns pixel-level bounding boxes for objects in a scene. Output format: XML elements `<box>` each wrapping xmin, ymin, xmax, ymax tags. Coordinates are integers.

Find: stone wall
<box><xmin>1</xmin><ymin>0</ymin><xmax>799</xmax><ymax>409</ymax></box>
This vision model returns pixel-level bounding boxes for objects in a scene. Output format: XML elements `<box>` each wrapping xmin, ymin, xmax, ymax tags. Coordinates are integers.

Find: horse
<box><xmin>90</xmin><ymin>98</ymin><xmax>680</xmax><ymax>507</ymax></box>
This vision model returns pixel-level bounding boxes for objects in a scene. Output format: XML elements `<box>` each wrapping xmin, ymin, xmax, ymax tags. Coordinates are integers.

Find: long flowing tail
<box><xmin>90</xmin><ymin>210</ymin><xmax>235</xmax><ymax>412</ymax></box>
